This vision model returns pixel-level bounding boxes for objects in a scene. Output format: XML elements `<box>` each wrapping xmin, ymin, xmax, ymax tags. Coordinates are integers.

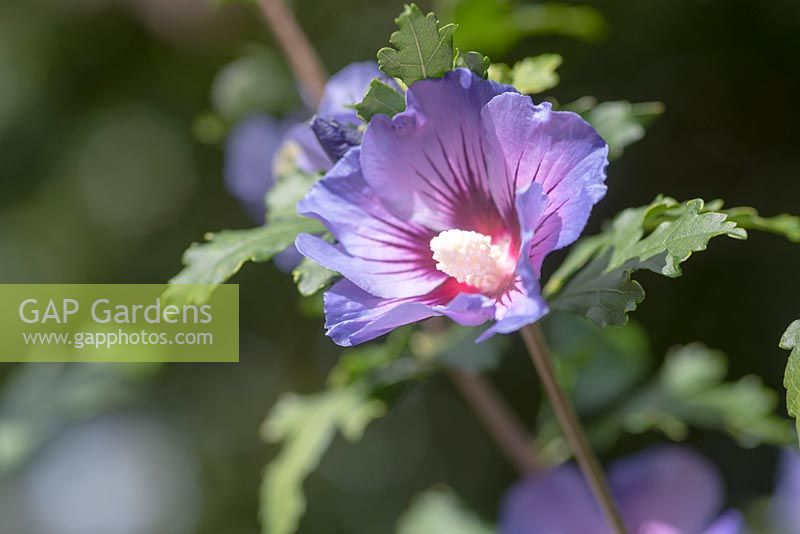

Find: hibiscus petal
<box><xmin>224</xmin><ymin>115</ymin><xmax>286</xmax><ymax>220</ymax></box>
<box><xmin>500</xmin><ymin>466</ymin><xmax>605</xmax><ymax>534</ymax></box>
<box><xmin>297</xmin><ymin>148</ymin><xmax>445</xmax><ymax>299</ymax></box>
<box><xmin>770</xmin><ymin>449</ymin><xmax>800</xmax><ymax>531</ymax></box>
<box><xmin>499</xmin><ymin>446</ymin><xmax>724</xmax><ymax>534</ymax></box>
<box><xmin>477</xmin><ymin>182</ymin><xmax>549</xmax><ymax>341</ymax></box>
<box><xmin>361</xmin><ymin>68</ymin><xmax>516</xmax><ymax>232</ymax></box>
<box><xmin>610</xmin><ymin>446</ymin><xmax>723</xmax><ymax>533</ymax></box>
<box><xmin>323</xmin><ymin>279</ymin><xmax>440</xmax><ymax>346</ymax></box>
<box><xmin>702</xmin><ymin>511</ymin><xmax>744</xmax><ymax>534</ymax></box>
<box><xmin>481</xmin><ymin>92</ymin><xmax>609</xmax><ymax>271</ymax></box>
<box><xmin>323</xmin><ymin>279</ymin><xmax>495</xmax><ymax>346</ymax></box>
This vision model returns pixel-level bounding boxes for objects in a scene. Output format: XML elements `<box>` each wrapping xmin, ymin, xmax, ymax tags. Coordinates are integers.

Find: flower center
<box><xmin>430</xmin><ymin>229</ymin><xmax>514</xmax><ymax>293</ymax></box>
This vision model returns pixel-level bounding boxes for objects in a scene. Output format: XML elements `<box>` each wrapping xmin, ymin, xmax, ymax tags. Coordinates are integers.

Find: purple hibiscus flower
<box><xmin>279</xmin><ymin>60</ymin><xmax>393</xmax><ymax>174</ymax></box>
<box><xmin>500</xmin><ymin>446</ymin><xmax>744</xmax><ymax>534</ymax></box>
<box><xmin>224</xmin><ymin>61</ymin><xmax>388</xmax><ymax>221</ymax></box>
<box><xmin>770</xmin><ymin>448</ymin><xmax>800</xmax><ymax>532</ymax></box>
<box><xmin>224</xmin><ymin>114</ymin><xmax>291</xmax><ymax>221</ymax></box>
<box><xmin>295</xmin><ymin>68</ymin><xmax>609</xmax><ymax>346</ymax></box>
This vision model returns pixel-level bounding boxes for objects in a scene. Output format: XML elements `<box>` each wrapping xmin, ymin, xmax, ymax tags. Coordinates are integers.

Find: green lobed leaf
<box><xmin>553</xmin><ymin>199</ymin><xmax>800</xmax><ymax>328</ymax></box>
<box><xmin>328</xmin><ymin>327</ymin><xmax>415</xmax><ymax>388</ymax></box>
<box><xmin>610</xmin><ymin>198</ymin><xmax>747</xmax><ymax>277</ymax></box>
<box><xmin>353</xmin><ymin>78</ymin><xmax>406</xmax><ymax>122</ymax></box>
<box><xmin>537</xmin><ymin>341</ymin><xmax>793</xmax><ymax>460</ymax></box>
<box><xmin>409</xmin><ymin>324</ymin><xmax>507</xmax><ymax>372</ymax></box>
<box><xmin>542</xmin><ymin>234</ymin><xmax>606</xmax><ymax>298</ymax></box>
<box><xmin>567</xmin><ymin>99</ymin><xmax>664</xmax><ymax>159</ymax></box>
<box><xmin>396</xmin><ymin>487</ymin><xmax>494</xmax><ymax>534</ymax></box>
<box><xmin>265</xmin><ymin>171</ymin><xmax>321</xmax><ymax>224</ymax></box>
<box><xmin>630</xmin><ymin>344</ymin><xmax>794</xmax><ymax>447</ymax></box>
<box><xmin>723</xmin><ymin>207</ymin><xmax>800</xmax><ymax>243</ymax></box>
<box><xmin>253</xmin><ymin>320</ymin><xmax>502</xmax><ymax>534</ymax></box>
<box><xmin>544</xmin><ymin>313</ymin><xmax>651</xmax><ymax>414</ymax></box>
<box><xmin>488</xmin><ymin>55</ymin><xmax>563</xmax><ymax>94</ymax></box>
<box><xmin>781</xmin><ymin>320</ymin><xmax>800</xmax><ymax>444</ymax></box>
<box><xmin>510</xmin><ymin>54</ymin><xmax>563</xmax><ymax>94</ymax></box>
<box><xmin>165</xmin><ymin>216</ymin><xmax>323</xmax><ymax>305</ymax></box>
<box><xmin>545</xmin><ymin>197</ymin><xmax>747</xmax><ymax>326</ymax></box>
<box><xmin>377</xmin><ymin>4</ymin><xmax>457</xmax><ymax>85</ymax></box>
<box><xmin>259</xmin><ymin>387</ymin><xmax>385</xmax><ymax>534</ymax></box>
<box><xmin>550</xmin><ymin>197</ymin><xmax>746</xmax><ymax>327</ymax></box>
<box><xmin>548</xmin><ymin>253</ymin><xmax>645</xmax><ymax>328</ymax></box>
<box><xmin>486</xmin><ymin>62</ymin><xmax>512</xmax><ymax>84</ymax></box>
<box><xmin>454</xmin><ymin>49</ymin><xmax>490</xmax><ymax>78</ymax></box>
<box><xmin>292</xmin><ymin>257</ymin><xmax>336</xmax><ymax>297</ymax></box>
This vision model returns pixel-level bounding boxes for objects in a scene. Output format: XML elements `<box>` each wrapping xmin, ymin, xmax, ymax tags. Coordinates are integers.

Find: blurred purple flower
<box><xmin>224</xmin><ymin>61</ymin><xmax>387</xmax><ymax>222</ymax></box>
<box><xmin>279</xmin><ymin>61</ymin><xmax>398</xmax><ymax>174</ymax></box>
<box><xmin>770</xmin><ymin>448</ymin><xmax>800</xmax><ymax>531</ymax></box>
<box><xmin>500</xmin><ymin>446</ymin><xmax>743</xmax><ymax>534</ymax></box>
<box><xmin>224</xmin><ymin>115</ymin><xmax>290</xmax><ymax>221</ymax></box>
<box><xmin>296</xmin><ymin>68</ymin><xmax>608</xmax><ymax>346</ymax></box>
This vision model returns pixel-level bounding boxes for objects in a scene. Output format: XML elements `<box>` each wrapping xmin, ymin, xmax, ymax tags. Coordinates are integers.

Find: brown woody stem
<box><xmin>521</xmin><ymin>324</ymin><xmax>627</xmax><ymax>534</ymax></box>
<box><xmin>448</xmin><ymin>368</ymin><xmax>542</xmax><ymax>475</ymax></box>
<box><xmin>257</xmin><ymin>0</ymin><xmax>327</xmax><ymax>107</ymax></box>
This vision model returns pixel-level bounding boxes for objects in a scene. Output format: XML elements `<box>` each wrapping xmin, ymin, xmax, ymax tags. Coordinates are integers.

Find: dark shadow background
<box><xmin>0</xmin><ymin>0</ymin><xmax>797</xmax><ymax>532</ymax></box>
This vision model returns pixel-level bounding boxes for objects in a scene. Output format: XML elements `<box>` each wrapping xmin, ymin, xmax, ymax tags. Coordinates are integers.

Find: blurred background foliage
<box><xmin>0</xmin><ymin>0</ymin><xmax>799</xmax><ymax>533</ymax></box>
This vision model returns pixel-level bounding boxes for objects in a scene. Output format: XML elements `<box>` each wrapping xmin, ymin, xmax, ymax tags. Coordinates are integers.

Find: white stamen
<box><xmin>430</xmin><ymin>229</ymin><xmax>513</xmax><ymax>293</ymax></box>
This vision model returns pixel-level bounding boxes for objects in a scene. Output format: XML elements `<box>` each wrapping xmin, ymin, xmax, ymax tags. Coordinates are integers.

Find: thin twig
<box><xmin>257</xmin><ymin>0</ymin><xmax>327</xmax><ymax>107</ymax></box>
<box><xmin>448</xmin><ymin>369</ymin><xmax>542</xmax><ymax>475</ymax></box>
<box><xmin>521</xmin><ymin>324</ymin><xmax>627</xmax><ymax>534</ymax></box>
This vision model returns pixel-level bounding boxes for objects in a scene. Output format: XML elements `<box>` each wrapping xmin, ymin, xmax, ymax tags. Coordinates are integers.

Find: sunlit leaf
<box><xmin>610</xmin><ymin>198</ymin><xmax>746</xmax><ymax>277</ymax></box>
<box><xmin>575</xmin><ymin>99</ymin><xmax>664</xmax><ymax>158</ymax></box>
<box><xmin>410</xmin><ymin>324</ymin><xmax>507</xmax><ymax>372</ymax></box>
<box><xmin>538</xmin><ymin>342</ymin><xmax>793</xmax><ymax>461</ymax></box>
<box><xmin>266</xmin><ymin>171</ymin><xmax>321</xmax><ymax>224</ymax></box>
<box><xmin>259</xmin><ymin>387</ymin><xmax>385</xmax><ymax>534</ymax></box>
<box><xmin>489</xmin><ymin>54</ymin><xmax>563</xmax><ymax>95</ymax></box>
<box><xmin>396</xmin><ymin>487</ymin><xmax>494</xmax><ymax>534</ymax></box>
<box><xmin>544</xmin><ymin>313</ymin><xmax>651</xmax><ymax>414</ymax></box>
<box><xmin>550</xmin><ymin>197</ymin><xmax>746</xmax><ymax>326</ymax></box>
<box><xmin>549</xmin><ymin>252</ymin><xmax>645</xmax><ymax>328</ymax></box>
<box><xmin>165</xmin><ymin>217</ymin><xmax>323</xmax><ymax>305</ymax></box>
<box><xmin>512</xmin><ymin>54</ymin><xmax>562</xmax><ymax>94</ymax></box>
<box><xmin>723</xmin><ymin>207</ymin><xmax>800</xmax><ymax>243</ymax></box>
<box><xmin>455</xmin><ymin>49</ymin><xmax>490</xmax><ymax>78</ymax></box>
<box><xmin>292</xmin><ymin>257</ymin><xmax>336</xmax><ymax>297</ymax></box>
<box><xmin>377</xmin><ymin>4</ymin><xmax>457</xmax><ymax>85</ymax></box>
<box><xmin>781</xmin><ymin>320</ymin><xmax>800</xmax><ymax>444</ymax></box>
<box><xmin>542</xmin><ymin>234</ymin><xmax>606</xmax><ymax>298</ymax></box>
<box><xmin>629</xmin><ymin>344</ymin><xmax>794</xmax><ymax>447</ymax></box>
<box><xmin>353</xmin><ymin>78</ymin><xmax>406</xmax><ymax>122</ymax></box>
<box><xmin>328</xmin><ymin>327</ymin><xmax>415</xmax><ymax>387</ymax></box>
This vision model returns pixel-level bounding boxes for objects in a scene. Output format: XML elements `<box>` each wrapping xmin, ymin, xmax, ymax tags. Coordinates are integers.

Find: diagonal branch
<box><xmin>448</xmin><ymin>368</ymin><xmax>542</xmax><ymax>475</ymax></box>
<box><xmin>521</xmin><ymin>324</ymin><xmax>627</xmax><ymax>533</ymax></box>
<box><xmin>258</xmin><ymin>0</ymin><xmax>327</xmax><ymax>107</ymax></box>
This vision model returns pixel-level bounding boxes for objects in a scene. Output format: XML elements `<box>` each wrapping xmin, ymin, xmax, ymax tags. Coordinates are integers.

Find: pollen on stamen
<box><xmin>430</xmin><ymin>229</ymin><xmax>513</xmax><ymax>293</ymax></box>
